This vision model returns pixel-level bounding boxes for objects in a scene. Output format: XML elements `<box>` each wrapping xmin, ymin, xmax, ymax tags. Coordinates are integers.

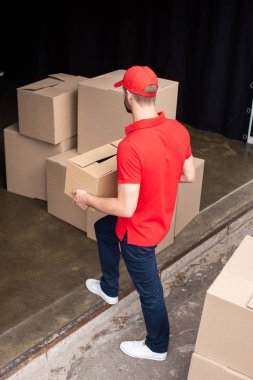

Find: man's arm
<box><xmin>73</xmin><ymin>183</ymin><xmax>140</xmax><ymax>218</ymax></box>
<box><xmin>180</xmin><ymin>155</ymin><xmax>196</xmax><ymax>183</ymax></box>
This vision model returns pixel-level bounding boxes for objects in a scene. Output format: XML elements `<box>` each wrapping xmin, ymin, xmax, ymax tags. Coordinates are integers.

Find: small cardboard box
<box><xmin>65</xmin><ymin>139</ymin><xmax>122</xmax><ymax>198</ymax></box>
<box><xmin>17</xmin><ymin>73</ymin><xmax>87</xmax><ymax>144</ymax></box>
<box><xmin>195</xmin><ymin>235</ymin><xmax>253</xmax><ymax>378</ymax></box>
<box><xmin>4</xmin><ymin>123</ymin><xmax>76</xmax><ymax>200</ymax></box>
<box><xmin>47</xmin><ymin>150</ymin><xmax>87</xmax><ymax>231</ymax></box>
<box><xmin>188</xmin><ymin>352</ymin><xmax>252</xmax><ymax>380</ymax></box>
<box><xmin>174</xmin><ymin>157</ymin><xmax>205</xmax><ymax>236</ymax></box>
<box><xmin>77</xmin><ymin>69</ymin><xmax>179</xmax><ymax>153</ymax></box>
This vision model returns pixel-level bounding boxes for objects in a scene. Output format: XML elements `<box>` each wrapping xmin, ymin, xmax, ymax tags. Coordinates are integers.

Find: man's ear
<box><xmin>126</xmin><ymin>90</ymin><xmax>133</xmax><ymax>103</ymax></box>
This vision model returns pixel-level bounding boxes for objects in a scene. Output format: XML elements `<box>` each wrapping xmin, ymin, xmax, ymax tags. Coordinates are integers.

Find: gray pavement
<box><xmin>59</xmin><ymin>215</ymin><xmax>253</xmax><ymax>380</ymax></box>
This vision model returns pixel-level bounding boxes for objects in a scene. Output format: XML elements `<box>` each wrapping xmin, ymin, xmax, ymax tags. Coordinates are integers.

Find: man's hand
<box><xmin>72</xmin><ymin>189</ymin><xmax>89</xmax><ymax>211</ymax></box>
<box><xmin>72</xmin><ymin>183</ymin><xmax>140</xmax><ymax>217</ymax></box>
<box><xmin>180</xmin><ymin>155</ymin><xmax>195</xmax><ymax>183</ymax></box>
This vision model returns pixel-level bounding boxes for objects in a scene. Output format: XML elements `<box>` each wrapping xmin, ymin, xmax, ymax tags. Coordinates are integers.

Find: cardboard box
<box><xmin>222</xmin><ymin>235</ymin><xmax>253</xmax><ymax>283</ymax></box>
<box><xmin>194</xmin><ymin>235</ymin><xmax>253</xmax><ymax>378</ymax></box>
<box><xmin>4</xmin><ymin>124</ymin><xmax>76</xmax><ymax>200</ymax></box>
<box><xmin>188</xmin><ymin>352</ymin><xmax>252</xmax><ymax>380</ymax></box>
<box><xmin>77</xmin><ymin>69</ymin><xmax>179</xmax><ymax>153</ymax></box>
<box><xmin>65</xmin><ymin>140</ymin><xmax>122</xmax><ymax>198</ymax></box>
<box><xmin>156</xmin><ymin>209</ymin><xmax>175</xmax><ymax>253</ymax></box>
<box><xmin>47</xmin><ymin>150</ymin><xmax>87</xmax><ymax>231</ymax></box>
<box><xmin>86</xmin><ymin>207</ymin><xmax>175</xmax><ymax>253</ymax></box>
<box><xmin>17</xmin><ymin>73</ymin><xmax>87</xmax><ymax>144</ymax></box>
<box><xmin>174</xmin><ymin>157</ymin><xmax>205</xmax><ymax>236</ymax></box>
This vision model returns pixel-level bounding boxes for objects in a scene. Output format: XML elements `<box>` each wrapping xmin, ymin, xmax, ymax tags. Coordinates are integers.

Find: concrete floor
<box><xmin>1</xmin><ymin>76</ymin><xmax>253</xmax><ymax>375</ymax></box>
<box><xmin>7</xmin><ymin>194</ymin><xmax>253</xmax><ymax>380</ymax></box>
<box><xmin>48</xmin><ymin>212</ymin><xmax>253</xmax><ymax>380</ymax></box>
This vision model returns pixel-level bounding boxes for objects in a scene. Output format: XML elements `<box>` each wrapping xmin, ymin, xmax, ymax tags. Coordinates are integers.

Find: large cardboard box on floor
<box><xmin>47</xmin><ymin>150</ymin><xmax>87</xmax><ymax>231</ymax></box>
<box><xmin>194</xmin><ymin>235</ymin><xmax>253</xmax><ymax>378</ymax></box>
<box><xmin>4</xmin><ymin>123</ymin><xmax>76</xmax><ymax>200</ymax></box>
<box><xmin>174</xmin><ymin>157</ymin><xmax>205</xmax><ymax>236</ymax></box>
<box><xmin>17</xmin><ymin>73</ymin><xmax>87</xmax><ymax>144</ymax></box>
<box><xmin>188</xmin><ymin>352</ymin><xmax>252</xmax><ymax>380</ymax></box>
<box><xmin>77</xmin><ymin>69</ymin><xmax>179</xmax><ymax>153</ymax></box>
<box><xmin>86</xmin><ymin>207</ymin><xmax>175</xmax><ymax>253</ymax></box>
<box><xmin>65</xmin><ymin>139</ymin><xmax>122</xmax><ymax>198</ymax></box>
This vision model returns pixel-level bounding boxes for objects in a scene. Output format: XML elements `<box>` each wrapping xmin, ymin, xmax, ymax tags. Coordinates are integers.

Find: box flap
<box><xmin>111</xmin><ymin>139</ymin><xmax>123</xmax><ymax>148</ymax></box>
<box><xmin>47</xmin><ymin>149</ymin><xmax>77</xmax><ymax>165</ymax></box>
<box><xmin>66</xmin><ymin>75</ymin><xmax>88</xmax><ymax>84</ymax></box>
<box><xmin>49</xmin><ymin>73</ymin><xmax>78</xmax><ymax>81</ymax></box>
<box><xmin>247</xmin><ymin>295</ymin><xmax>253</xmax><ymax>310</ymax></box>
<box><xmin>56</xmin><ymin>81</ymin><xmax>80</xmax><ymax>91</ymax></box>
<box><xmin>84</xmin><ymin>162</ymin><xmax>113</xmax><ymax>178</ymax></box>
<box><xmin>57</xmin><ymin>76</ymin><xmax>88</xmax><ymax>88</ymax></box>
<box><xmin>19</xmin><ymin>77</ymin><xmax>60</xmax><ymax>91</ymax></box>
<box><xmin>102</xmin><ymin>155</ymin><xmax>117</xmax><ymax>171</ymax></box>
<box><xmin>69</xmin><ymin>144</ymin><xmax>117</xmax><ymax>168</ymax></box>
<box><xmin>35</xmin><ymin>86</ymin><xmax>68</xmax><ymax>98</ymax></box>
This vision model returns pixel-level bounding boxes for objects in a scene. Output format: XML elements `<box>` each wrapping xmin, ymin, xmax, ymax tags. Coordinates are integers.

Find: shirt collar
<box><xmin>125</xmin><ymin>112</ymin><xmax>166</xmax><ymax>135</ymax></box>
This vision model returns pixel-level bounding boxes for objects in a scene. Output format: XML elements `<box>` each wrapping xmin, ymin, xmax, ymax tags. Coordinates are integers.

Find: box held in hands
<box><xmin>65</xmin><ymin>139</ymin><xmax>122</xmax><ymax>198</ymax></box>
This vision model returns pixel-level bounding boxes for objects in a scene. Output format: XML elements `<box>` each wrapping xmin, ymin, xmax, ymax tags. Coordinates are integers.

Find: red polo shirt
<box><xmin>115</xmin><ymin>112</ymin><xmax>192</xmax><ymax>246</ymax></box>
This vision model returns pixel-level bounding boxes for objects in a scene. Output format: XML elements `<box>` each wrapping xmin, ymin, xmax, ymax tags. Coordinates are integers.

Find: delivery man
<box><xmin>73</xmin><ymin>65</ymin><xmax>195</xmax><ymax>361</ymax></box>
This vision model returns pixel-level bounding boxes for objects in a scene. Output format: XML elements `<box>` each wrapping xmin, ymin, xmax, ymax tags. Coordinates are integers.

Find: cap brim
<box><xmin>114</xmin><ymin>80</ymin><xmax>123</xmax><ymax>88</ymax></box>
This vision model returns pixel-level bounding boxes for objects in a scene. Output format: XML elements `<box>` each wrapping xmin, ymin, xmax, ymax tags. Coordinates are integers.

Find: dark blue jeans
<box><xmin>94</xmin><ymin>215</ymin><xmax>170</xmax><ymax>353</ymax></box>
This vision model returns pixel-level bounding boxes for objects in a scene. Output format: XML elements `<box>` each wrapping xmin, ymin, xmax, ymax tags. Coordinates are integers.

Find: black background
<box><xmin>1</xmin><ymin>0</ymin><xmax>253</xmax><ymax>141</ymax></box>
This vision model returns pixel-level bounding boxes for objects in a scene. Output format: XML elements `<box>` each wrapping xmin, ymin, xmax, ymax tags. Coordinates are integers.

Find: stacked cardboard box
<box><xmin>65</xmin><ymin>146</ymin><xmax>204</xmax><ymax>245</ymax></box>
<box><xmin>187</xmin><ymin>235</ymin><xmax>253</xmax><ymax>380</ymax></box>
<box><xmin>4</xmin><ymin>124</ymin><xmax>76</xmax><ymax>200</ymax></box>
<box><xmin>46</xmin><ymin>150</ymin><xmax>87</xmax><ymax>231</ymax></box>
<box><xmin>174</xmin><ymin>157</ymin><xmax>205</xmax><ymax>236</ymax></box>
<box><xmin>189</xmin><ymin>353</ymin><xmax>251</xmax><ymax>380</ymax></box>
<box><xmin>63</xmin><ymin>69</ymin><xmax>205</xmax><ymax>247</ymax></box>
<box><xmin>4</xmin><ymin>73</ymin><xmax>86</xmax><ymax>201</ymax></box>
<box><xmin>4</xmin><ymin>69</ymin><xmax>205</xmax><ymax>252</ymax></box>
<box><xmin>77</xmin><ymin>70</ymin><xmax>179</xmax><ymax>153</ymax></box>
<box><xmin>17</xmin><ymin>73</ymin><xmax>86</xmax><ymax>144</ymax></box>
<box><xmin>63</xmin><ymin>69</ymin><xmax>181</xmax><ymax>245</ymax></box>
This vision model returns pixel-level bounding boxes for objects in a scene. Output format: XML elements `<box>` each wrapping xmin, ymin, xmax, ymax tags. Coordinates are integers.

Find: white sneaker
<box><xmin>85</xmin><ymin>279</ymin><xmax>118</xmax><ymax>305</ymax></box>
<box><xmin>120</xmin><ymin>340</ymin><xmax>167</xmax><ymax>361</ymax></box>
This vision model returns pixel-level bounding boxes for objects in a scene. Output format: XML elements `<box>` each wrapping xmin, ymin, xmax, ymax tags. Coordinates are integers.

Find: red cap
<box><xmin>114</xmin><ymin>66</ymin><xmax>158</xmax><ymax>97</ymax></box>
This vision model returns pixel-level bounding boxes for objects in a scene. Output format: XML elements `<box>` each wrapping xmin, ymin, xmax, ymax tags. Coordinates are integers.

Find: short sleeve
<box><xmin>117</xmin><ymin>140</ymin><xmax>141</xmax><ymax>184</ymax></box>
